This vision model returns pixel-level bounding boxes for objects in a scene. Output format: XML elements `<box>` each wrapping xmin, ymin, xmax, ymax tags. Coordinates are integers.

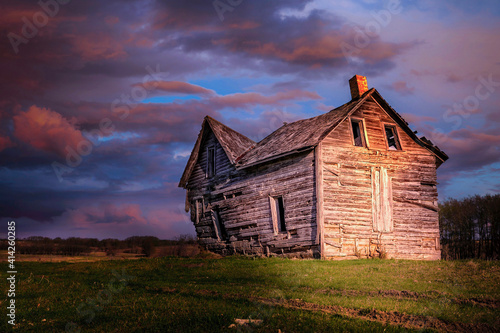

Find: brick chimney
<box><xmin>349</xmin><ymin>75</ymin><xmax>368</xmax><ymax>100</ymax></box>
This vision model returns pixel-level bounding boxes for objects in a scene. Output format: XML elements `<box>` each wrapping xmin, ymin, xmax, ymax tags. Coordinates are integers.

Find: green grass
<box><xmin>1</xmin><ymin>256</ymin><xmax>499</xmax><ymax>332</ymax></box>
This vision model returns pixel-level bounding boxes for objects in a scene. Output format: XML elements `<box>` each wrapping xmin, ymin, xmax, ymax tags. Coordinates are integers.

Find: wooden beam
<box><xmin>393</xmin><ymin>197</ymin><xmax>439</xmax><ymax>212</ymax></box>
<box><xmin>315</xmin><ymin>143</ymin><xmax>325</xmax><ymax>259</ymax></box>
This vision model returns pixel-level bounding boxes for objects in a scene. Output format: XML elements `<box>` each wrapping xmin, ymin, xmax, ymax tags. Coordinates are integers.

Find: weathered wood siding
<box><xmin>187</xmin><ymin>128</ymin><xmax>318</xmax><ymax>256</ymax></box>
<box><xmin>321</xmin><ymin>98</ymin><xmax>441</xmax><ymax>260</ymax></box>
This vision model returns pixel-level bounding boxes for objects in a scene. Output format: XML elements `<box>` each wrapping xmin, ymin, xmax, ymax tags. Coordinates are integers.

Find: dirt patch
<box><xmin>321</xmin><ymin>288</ymin><xmax>436</xmax><ymax>300</ymax></box>
<box><xmin>171</xmin><ymin>288</ymin><xmax>497</xmax><ymax>332</ymax></box>
<box><xmin>456</xmin><ymin>297</ymin><xmax>499</xmax><ymax>309</ymax></box>
<box><xmin>257</xmin><ymin>297</ymin><xmax>497</xmax><ymax>333</ymax></box>
<box><xmin>319</xmin><ymin>288</ymin><xmax>499</xmax><ymax>309</ymax></box>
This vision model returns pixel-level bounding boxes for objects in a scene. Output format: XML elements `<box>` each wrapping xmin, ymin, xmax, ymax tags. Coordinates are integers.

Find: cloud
<box><xmin>65</xmin><ymin>203</ymin><xmax>147</xmax><ymax>226</ymax></box>
<box><xmin>153</xmin><ymin>0</ymin><xmax>410</xmax><ymax>73</ymax></box>
<box><xmin>13</xmin><ymin>105</ymin><xmax>84</xmax><ymax>157</ymax></box>
<box><xmin>388</xmin><ymin>81</ymin><xmax>415</xmax><ymax>95</ymax></box>
<box><xmin>0</xmin><ymin>135</ymin><xmax>15</xmax><ymax>152</ymax></box>
<box><xmin>438</xmin><ymin>128</ymin><xmax>500</xmax><ymax>173</ymax></box>
<box><xmin>215</xmin><ymin>33</ymin><xmax>408</xmax><ymax>69</ymax></box>
<box><xmin>400</xmin><ymin>113</ymin><xmax>437</xmax><ymax>126</ymax></box>
<box><xmin>69</xmin><ymin>32</ymin><xmax>128</xmax><ymax>61</ymax></box>
<box><xmin>105</xmin><ymin>15</ymin><xmax>120</xmax><ymax>26</ymax></box>
<box><xmin>224</xmin><ymin>108</ymin><xmax>305</xmax><ymax>141</ymax></box>
<box><xmin>145</xmin><ymin>81</ymin><xmax>216</xmax><ymax>96</ymax></box>
<box><xmin>78</xmin><ymin>85</ymin><xmax>324</xmax><ymax>146</ymax></box>
<box><xmin>208</xmin><ymin>89</ymin><xmax>322</xmax><ymax>109</ymax></box>
<box><xmin>485</xmin><ymin>106</ymin><xmax>500</xmax><ymax>123</ymax></box>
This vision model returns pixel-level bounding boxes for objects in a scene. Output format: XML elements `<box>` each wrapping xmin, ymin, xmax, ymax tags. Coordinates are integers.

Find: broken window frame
<box><xmin>350</xmin><ymin>117</ymin><xmax>368</xmax><ymax>148</ymax></box>
<box><xmin>270</xmin><ymin>195</ymin><xmax>286</xmax><ymax>234</ymax></box>
<box><xmin>384</xmin><ymin>124</ymin><xmax>402</xmax><ymax>151</ymax></box>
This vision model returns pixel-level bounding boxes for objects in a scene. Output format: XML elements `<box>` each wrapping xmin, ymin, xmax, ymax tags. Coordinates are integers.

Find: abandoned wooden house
<box><xmin>179</xmin><ymin>75</ymin><xmax>448</xmax><ymax>260</ymax></box>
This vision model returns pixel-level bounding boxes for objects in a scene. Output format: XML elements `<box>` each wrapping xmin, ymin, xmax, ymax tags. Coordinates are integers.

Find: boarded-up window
<box><xmin>384</xmin><ymin>125</ymin><xmax>401</xmax><ymax>150</ymax></box>
<box><xmin>270</xmin><ymin>196</ymin><xmax>286</xmax><ymax>234</ymax></box>
<box><xmin>206</xmin><ymin>147</ymin><xmax>215</xmax><ymax>178</ymax></box>
<box><xmin>371</xmin><ymin>167</ymin><xmax>393</xmax><ymax>232</ymax></box>
<box><xmin>351</xmin><ymin>119</ymin><xmax>366</xmax><ymax>147</ymax></box>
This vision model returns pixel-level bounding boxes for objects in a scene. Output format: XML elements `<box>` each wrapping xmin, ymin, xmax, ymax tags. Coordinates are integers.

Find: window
<box><xmin>206</xmin><ymin>147</ymin><xmax>215</xmax><ymax>177</ymax></box>
<box><xmin>270</xmin><ymin>196</ymin><xmax>286</xmax><ymax>234</ymax></box>
<box><xmin>384</xmin><ymin>125</ymin><xmax>401</xmax><ymax>150</ymax></box>
<box><xmin>351</xmin><ymin>119</ymin><xmax>366</xmax><ymax>147</ymax></box>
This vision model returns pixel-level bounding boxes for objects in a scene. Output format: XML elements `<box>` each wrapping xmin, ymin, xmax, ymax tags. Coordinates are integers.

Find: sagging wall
<box><xmin>321</xmin><ymin>99</ymin><xmax>441</xmax><ymax>260</ymax></box>
<box><xmin>186</xmin><ymin>128</ymin><xmax>319</xmax><ymax>257</ymax></box>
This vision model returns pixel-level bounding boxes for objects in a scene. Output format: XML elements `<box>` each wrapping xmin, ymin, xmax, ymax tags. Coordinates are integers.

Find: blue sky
<box><xmin>1</xmin><ymin>0</ymin><xmax>499</xmax><ymax>239</ymax></box>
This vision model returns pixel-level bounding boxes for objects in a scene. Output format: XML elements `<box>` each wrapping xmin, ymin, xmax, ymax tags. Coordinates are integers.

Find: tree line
<box><xmin>439</xmin><ymin>194</ymin><xmax>499</xmax><ymax>260</ymax></box>
<box><xmin>0</xmin><ymin>235</ymin><xmax>196</xmax><ymax>257</ymax></box>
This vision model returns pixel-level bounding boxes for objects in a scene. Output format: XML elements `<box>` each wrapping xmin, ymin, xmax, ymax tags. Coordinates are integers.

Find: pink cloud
<box><xmin>486</xmin><ymin>107</ymin><xmax>500</xmax><ymax>123</ymax></box>
<box><xmin>69</xmin><ymin>33</ymin><xmax>128</xmax><ymax>61</ymax></box>
<box><xmin>437</xmin><ymin>128</ymin><xmax>500</xmax><ymax>172</ymax></box>
<box><xmin>146</xmin><ymin>81</ymin><xmax>216</xmax><ymax>96</ymax></box>
<box><xmin>227</xmin><ymin>21</ymin><xmax>260</xmax><ymax>30</ymax></box>
<box><xmin>226</xmin><ymin>108</ymin><xmax>304</xmax><ymax>141</ymax></box>
<box><xmin>1</xmin><ymin>9</ymin><xmax>39</xmax><ymax>26</ymax></box>
<box><xmin>401</xmin><ymin>113</ymin><xmax>437</xmax><ymax>125</ymax></box>
<box><xmin>105</xmin><ymin>16</ymin><xmax>120</xmax><ymax>26</ymax></box>
<box><xmin>390</xmin><ymin>81</ymin><xmax>415</xmax><ymax>95</ymax></box>
<box><xmin>0</xmin><ymin>135</ymin><xmax>14</xmax><ymax>152</ymax></box>
<box><xmin>215</xmin><ymin>32</ymin><xmax>409</xmax><ymax>67</ymax></box>
<box><xmin>13</xmin><ymin>105</ymin><xmax>84</xmax><ymax>156</ymax></box>
<box><xmin>148</xmin><ymin>208</ymin><xmax>189</xmax><ymax>227</ymax></box>
<box><xmin>209</xmin><ymin>89</ymin><xmax>322</xmax><ymax>108</ymax></box>
<box><xmin>65</xmin><ymin>203</ymin><xmax>147</xmax><ymax>227</ymax></box>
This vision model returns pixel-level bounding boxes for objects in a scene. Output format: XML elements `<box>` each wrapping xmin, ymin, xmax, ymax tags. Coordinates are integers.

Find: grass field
<box><xmin>1</xmin><ymin>255</ymin><xmax>499</xmax><ymax>332</ymax></box>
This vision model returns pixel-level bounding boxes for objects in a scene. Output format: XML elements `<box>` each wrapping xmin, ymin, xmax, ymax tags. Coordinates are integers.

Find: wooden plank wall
<box><xmin>321</xmin><ymin>98</ymin><xmax>441</xmax><ymax>260</ymax></box>
<box><xmin>187</xmin><ymin>128</ymin><xmax>318</xmax><ymax>257</ymax></box>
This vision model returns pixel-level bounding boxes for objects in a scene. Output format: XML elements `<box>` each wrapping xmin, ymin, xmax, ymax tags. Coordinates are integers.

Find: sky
<box><xmin>1</xmin><ymin>0</ymin><xmax>499</xmax><ymax>240</ymax></box>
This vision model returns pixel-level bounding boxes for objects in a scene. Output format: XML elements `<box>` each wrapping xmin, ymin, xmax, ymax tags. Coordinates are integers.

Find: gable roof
<box><xmin>178</xmin><ymin>116</ymin><xmax>255</xmax><ymax>188</ymax></box>
<box><xmin>207</xmin><ymin>116</ymin><xmax>256</xmax><ymax>163</ymax></box>
<box><xmin>179</xmin><ymin>88</ymin><xmax>448</xmax><ymax>188</ymax></box>
<box><xmin>368</xmin><ymin>89</ymin><xmax>448</xmax><ymax>164</ymax></box>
